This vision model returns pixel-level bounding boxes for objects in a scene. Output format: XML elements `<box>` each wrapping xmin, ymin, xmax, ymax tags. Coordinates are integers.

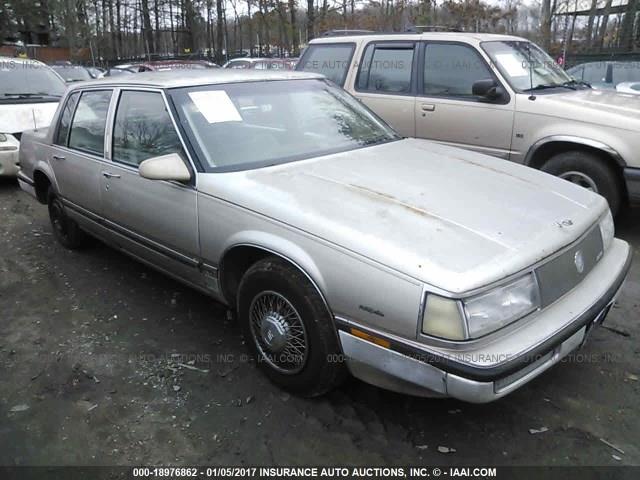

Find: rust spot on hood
<box><xmin>347</xmin><ymin>183</ymin><xmax>433</xmax><ymax>218</ymax></box>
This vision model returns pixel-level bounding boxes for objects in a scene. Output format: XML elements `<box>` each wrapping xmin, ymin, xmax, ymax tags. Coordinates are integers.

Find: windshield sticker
<box><xmin>188</xmin><ymin>90</ymin><xmax>242</xmax><ymax>124</ymax></box>
<box><xmin>495</xmin><ymin>54</ymin><xmax>529</xmax><ymax>77</ymax></box>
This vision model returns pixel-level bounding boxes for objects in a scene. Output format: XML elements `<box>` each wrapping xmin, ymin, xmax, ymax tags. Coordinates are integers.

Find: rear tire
<box><xmin>47</xmin><ymin>189</ymin><xmax>89</xmax><ymax>250</ymax></box>
<box><xmin>541</xmin><ymin>151</ymin><xmax>623</xmax><ymax>216</ymax></box>
<box><xmin>237</xmin><ymin>256</ymin><xmax>346</xmax><ymax>397</ymax></box>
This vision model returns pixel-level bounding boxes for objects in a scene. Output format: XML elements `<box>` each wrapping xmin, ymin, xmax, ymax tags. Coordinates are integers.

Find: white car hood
<box><xmin>200</xmin><ymin>139</ymin><xmax>607</xmax><ymax>293</ymax></box>
<box><xmin>0</xmin><ymin>102</ymin><xmax>59</xmax><ymax>134</ymax></box>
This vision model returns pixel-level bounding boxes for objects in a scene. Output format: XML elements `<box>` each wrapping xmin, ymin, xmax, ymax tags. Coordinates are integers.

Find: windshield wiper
<box><xmin>563</xmin><ymin>79</ymin><xmax>591</xmax><ymax>89</ymax></box>
<box><xmin>362</xmin><ymin>135</ymin><xmax>397</xmax><ymax>146</ymax></box>
<box><xmin>525</xmin><ymin>83</ymin><xmax>576</xmax><ymax>92</ymax></box>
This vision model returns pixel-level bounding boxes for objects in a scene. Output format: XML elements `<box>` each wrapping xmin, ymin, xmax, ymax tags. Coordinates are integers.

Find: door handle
<box><xmin>421</xmin><ymin>104</ymin><xmax>436</xmax><ymax>112</ymax></box>
<box><xmin>102</xmin><ymin>171</ymin><xmax>121</xmax><ymax>179</ymax></box>
<box><xmin>52</xmin><ymin>154</ymin><xmax>65</xmax><ymax>161</ymax></box>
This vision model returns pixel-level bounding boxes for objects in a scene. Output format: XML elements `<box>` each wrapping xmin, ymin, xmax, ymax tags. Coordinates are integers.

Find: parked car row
<box><xmin>223</xmin><ymin>57</ymin><xmax>298</xmax><ymax>70</ymax></box>
<box><xmin>2</xmin><ymin>35</ymin><xmax>637</xmax><ymax>404</ymax></box>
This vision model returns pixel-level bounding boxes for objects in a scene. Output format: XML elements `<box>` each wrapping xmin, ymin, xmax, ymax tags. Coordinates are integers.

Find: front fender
<box><xmin>221</xmin><ymin>230</ymin><xmax>329</xmax><ymax>301</ymax></box>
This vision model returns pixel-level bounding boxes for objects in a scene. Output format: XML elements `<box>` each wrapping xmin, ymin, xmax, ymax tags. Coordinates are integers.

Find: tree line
<box><xmin>0</xmin><ymin>0</ymin><xmax>638</xmax><ymax>64</ymax></box>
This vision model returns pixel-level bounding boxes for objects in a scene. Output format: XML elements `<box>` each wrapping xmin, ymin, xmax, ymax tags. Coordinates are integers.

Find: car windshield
<box><xmin>482</xmin><ymin>41</ymin><xmax>572</xmax><ymax>91</ymax></box>
<box><xmin>0</xmin><ymin>60</ymin><xmax>66</xmax><ymax>97</ymax></box>
<box><xmin>169</xmin><ymin>79</ymin><xmax>400</xmax><ymax>172</ymax></box>
<box><xmin>52</xmin><ymin>65</ymin><xmax>92</xmax><ymax>82</ymax></box>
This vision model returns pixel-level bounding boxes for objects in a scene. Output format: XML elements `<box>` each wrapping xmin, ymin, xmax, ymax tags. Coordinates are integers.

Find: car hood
<box><xmin>519</xmin><ymin>88</ymin><xmax>640</xmax><ymax>131</ymax></box>
<box><xmin>199</xmin><ymin>139</ymin><xmax>607</xmax><ymax>294</ymax></box>
<box><xmin>0</xmin><ymin>102</ymin><xmax>59</xmax><ymax>135</ymax></box>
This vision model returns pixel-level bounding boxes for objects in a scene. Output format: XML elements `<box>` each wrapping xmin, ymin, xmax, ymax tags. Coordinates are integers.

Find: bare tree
<box><xmin>540</xmin><ymin>0</ymin><xmax>552</xmax><ymax>50</ymax></box>
<box><xmin>620</xmin><ymin>0</ymin><xmax>638</xmax><ymax>49</ymax></box>
<box><xmin>216</xmin><ymin>0</ymin><xmax>224</xmax><ymax>62</ymax></box>
<box><xmin>290</xmin><ymin>0</ymin><xmax>299</xmax><ymax>55</ymax></box>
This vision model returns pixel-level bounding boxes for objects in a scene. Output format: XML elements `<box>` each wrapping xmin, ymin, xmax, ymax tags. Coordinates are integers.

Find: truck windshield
<box><xmin>169</xmin><ymin>78</ymin><xmax>399</xmax><ymax>172</ymax></box>
<box><xmin>0</xmin><ymin>60</ymin><xmax>66</xmax><ymax>98</ymax></box>
<box><xmin>482</xmin><ymin>41</ymin><xmax>572</xmax><ymax>92</ymax></box>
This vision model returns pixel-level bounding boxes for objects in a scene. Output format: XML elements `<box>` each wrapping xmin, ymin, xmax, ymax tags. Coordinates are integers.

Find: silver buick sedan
<box><xmin>17</xmin><ymin>70</ymin><xmax>631</xmax><ymax>402</ymax></box>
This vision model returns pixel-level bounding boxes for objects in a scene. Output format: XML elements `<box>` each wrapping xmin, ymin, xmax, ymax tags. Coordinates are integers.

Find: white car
<box><xmin>0</xmin><ymin>56</ymin><xmax>66</xmax><ymax>177</ymax></box>
<box><xmin>617</xmin><ymin>82</ymin><xmax>640</xmax><ymax>95</ymax></box>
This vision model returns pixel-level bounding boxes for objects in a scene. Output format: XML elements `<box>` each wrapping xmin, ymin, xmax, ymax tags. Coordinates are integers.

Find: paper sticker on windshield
<box><xmin>188</xmin><ymin>90</ymin><xmax>242</xmax><ymax>124</ymax></box>
<box><xmin>495</xmin><ymin>54</ymin><xmax>529</xmax><ymax>77</ymax></box>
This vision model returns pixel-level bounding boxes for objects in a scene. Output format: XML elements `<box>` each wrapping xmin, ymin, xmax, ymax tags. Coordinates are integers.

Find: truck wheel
<box><xmin>47</xmin><ymin>189</ymin><xmax>89</xmax><ymax>250</ymax></box>
<box><xmin>541</xmin><ymin>151</ymin><xmax>622</xmax><ymax>216</ymax></box>
<box><xmin>237</xmin><ymin>256</ymin><xmax>346</xmax><ymax>397</ymax></box>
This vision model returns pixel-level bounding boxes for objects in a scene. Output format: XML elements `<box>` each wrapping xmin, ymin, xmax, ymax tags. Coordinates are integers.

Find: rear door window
<box><xmin>54</xmin><ymin>92</ymin><xmax>80</xmax><ymax>146</ymax></box>
<box><xmin>612</xmin><ymin>62</ymin><xmax>640</xmax><ymax>84</ymax></box>
<box><xmin>296</xmin><ymin>43</ymin><xmax>355</xmax><ymax>86</ymax></box>
<box><xmin>68</xmin><ymin>90</ymin><xmax>112</xmax><ymax>156</ymax></box>
<box><xmin>356</xmin><ymin>43</ymin><xmax>415</xmax><ymax>94</ymax></box>
<box><xmin>582</xmin><ymin>62</ymin><xmax>609</xmax><ymax>84</ymax></box>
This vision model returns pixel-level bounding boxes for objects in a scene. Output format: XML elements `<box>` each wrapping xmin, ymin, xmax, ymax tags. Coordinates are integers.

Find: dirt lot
<box><xmin>1</xmin><ymin>177</ymin><xmax>639</xmax><ymax>467</ymax></box>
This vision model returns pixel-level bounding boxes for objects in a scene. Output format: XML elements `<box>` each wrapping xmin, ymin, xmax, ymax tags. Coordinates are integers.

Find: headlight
<box><xmin>422</xmin><ymin>273</ymin><xmax>541</xmax><ymax>340</ymax></box>
<box><xmin>599</xmin><ymin>209</ymin><xmax>614</xmax><ymax>251</ymax></box>
<box><xmin>0</xmin><ymin>133</ymin><xmax>7</xmax><ymax>142</ymax></box>
<box><xmin>463</xmin><ymin>273</ymin><xmax>540</xmax><ymax>338</ymax></box>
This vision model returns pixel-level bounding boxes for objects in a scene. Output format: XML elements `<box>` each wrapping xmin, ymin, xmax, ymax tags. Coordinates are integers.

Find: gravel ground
<box><xmin>1</xmin><ymin>177</ymin><xmax>639</xmax><ymax>467</ymax></box>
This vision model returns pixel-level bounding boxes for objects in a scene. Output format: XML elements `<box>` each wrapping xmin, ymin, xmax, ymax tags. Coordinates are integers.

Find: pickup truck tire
<box><xmin>47</xmin><ymin>189</ymin><xmax>89</xmax><ymax>250</ymax></box>
<box><xmin>237</xmin><ymin>256</ymin><xmax>346</xmax><ymax>397</ymax></box>
<box><xmin>541</xmin><ymin>151</ymin><xmax>622</xmax><ymax>215</ymax></box>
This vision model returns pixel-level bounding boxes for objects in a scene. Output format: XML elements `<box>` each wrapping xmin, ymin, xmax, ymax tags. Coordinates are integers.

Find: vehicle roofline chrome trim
<box><xmin>524</xmin><ymin>135</ymin><xmax>626</xmax><ymax>167</ymax></box>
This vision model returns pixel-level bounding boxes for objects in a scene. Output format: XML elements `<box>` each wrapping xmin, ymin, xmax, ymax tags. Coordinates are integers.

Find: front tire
<box><xmin>47</xmin><ymin>189</ymin><xmax>89</xmax><ymax>249</ymax></box>
<box><xmin>541</xmin><ymin>151</ymin><xmax>623</xmax><ymax>215</ymax></box>
<box><xmin>237</xmin><ymin>256</ymin><xmax>346</xmax><ymax>397</ymax></box>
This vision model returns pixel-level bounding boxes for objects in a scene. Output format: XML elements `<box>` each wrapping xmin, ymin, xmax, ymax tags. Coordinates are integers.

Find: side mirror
<box><xmin>472</xmin><ymin>79</ymin><xmax>505</xmax><ymax>102</ymax></box>
<box><xmin>139</xmin><ymin>153</ymin><xmax>192</xmax><ymax>182</ymax></box>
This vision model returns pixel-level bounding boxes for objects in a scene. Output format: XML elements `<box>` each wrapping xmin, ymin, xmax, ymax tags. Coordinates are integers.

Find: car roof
<box><xmin>308</xmin><ymin>32</ymin><xmax>528</xmax><ymax>44</ymax></box>
<box><xmin>227</xmin><ymin>57</ymin><xmax>287</xmax><ymax>63</ymax></box>
<box><xmin>0</xmin><ymin>55</ymin><xmax>46</xmax><ymax>66</ymax></box>
<box><xmin>66</xmin><ymin>69</ymin><xmax>324</xmax><ymax>90</ymax></box>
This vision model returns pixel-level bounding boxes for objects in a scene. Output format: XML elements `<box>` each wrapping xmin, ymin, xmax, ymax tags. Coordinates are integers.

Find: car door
<box><xmin>100</xmin><ymin>88</ymin><xmax>202</xmax><ymax>287</ymax></box>
<box><xmin>415</xmin><ymin>42</ymin><xmax>515</xmax><ymax>159</ymax></box>
<box><xmin>49</xmin><ymin>89</ymin><xmax>112</xmax><ymax>227</ymax></box>
<box><xmin>352</xmin><ymin>41</ymin><xmax>417</xmax><ymax>137</ymax></box>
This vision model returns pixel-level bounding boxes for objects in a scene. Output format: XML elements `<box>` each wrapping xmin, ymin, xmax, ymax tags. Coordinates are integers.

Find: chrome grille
<box><xmin>535</xmin><ymin>226</ymin><xmax>603</xmax><ymax>308</ymax></box>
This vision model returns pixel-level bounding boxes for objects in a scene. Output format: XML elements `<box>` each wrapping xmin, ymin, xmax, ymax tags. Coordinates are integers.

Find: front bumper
<box><xmin>337</xmin><ymin>239</ymin><xmax>632</xmax><ymax>403</ymax></box>
<box><xmin>624</xmin><ymin>167</ymin><xmax>640</xmax><ymax>205</ymax></box>
<box><xmin>0</xmin><ymin>148</ymin><xmax>20</xmax><ymax>177</ymax></box>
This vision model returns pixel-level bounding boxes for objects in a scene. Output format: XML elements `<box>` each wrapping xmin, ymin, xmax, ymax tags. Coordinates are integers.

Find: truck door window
<box><xmin>423</xmin><ymin>43</ymin><xmax>493</xmax><ymax>98</ymax></box>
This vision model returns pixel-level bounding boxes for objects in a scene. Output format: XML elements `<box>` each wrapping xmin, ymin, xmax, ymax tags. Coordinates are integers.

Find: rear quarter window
<box><xmin>296</xmin><ymin>43</ymin><xmax>355</xmax><ymax>86</ymax></box>
<box><xmin>54</xmin><ymin>92</ymin><xmax>80</xmax><ymax>146</ymax></box>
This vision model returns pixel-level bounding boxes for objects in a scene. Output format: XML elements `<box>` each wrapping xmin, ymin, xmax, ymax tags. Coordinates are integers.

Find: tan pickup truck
<box><xmin>296</xmin><ymin>32</ymin><xmax>640</xmax><ymax>215</ymax></box>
